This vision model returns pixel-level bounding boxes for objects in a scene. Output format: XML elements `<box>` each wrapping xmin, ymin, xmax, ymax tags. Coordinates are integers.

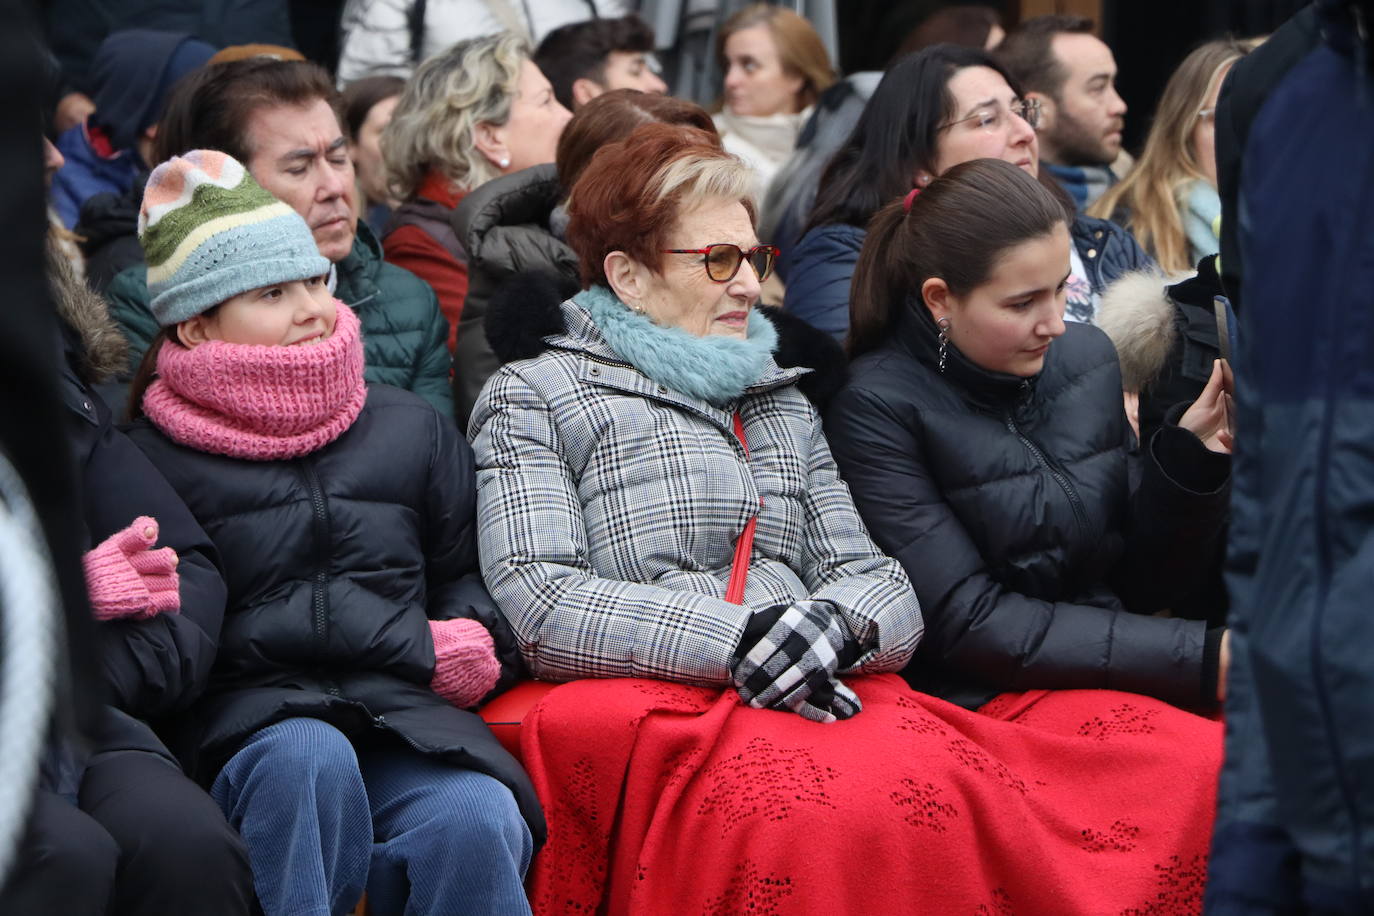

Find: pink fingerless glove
<box><xmin>429</xmin><ymin>618</ymin><xmax>500</xmax><ymax>709</ymax></box>
<box><xmin>83</xmin><ymin>516</ymin><xmax>181</xmax><ymax>621</ymax></box>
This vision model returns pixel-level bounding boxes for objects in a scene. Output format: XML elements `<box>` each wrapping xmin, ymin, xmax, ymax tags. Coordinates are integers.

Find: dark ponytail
<box><xmin>126</xmin><ymin>329</ymin><xmax>174</xmax><ymax>421</ymax></box>
<box><xmin>847</xmin><ymin>158</ymin><xmax>1068</xmax><ymax>358</ymax></box>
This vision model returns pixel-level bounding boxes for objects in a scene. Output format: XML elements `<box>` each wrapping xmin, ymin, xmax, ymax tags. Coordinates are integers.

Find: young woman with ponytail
<box><xmin>825</xmin><ymin>158</ymin><xmax>1233</xmax><ymax>908</ymax></box>
<box><xmin>833</xmin><ymin>157</ymin><xmax>1233</xmax><ymax>708</ymax></box>
<box><xmin>830</xmin><ymin>152</ymin><xmax>1233</xmax><ymax>716</ymax></box>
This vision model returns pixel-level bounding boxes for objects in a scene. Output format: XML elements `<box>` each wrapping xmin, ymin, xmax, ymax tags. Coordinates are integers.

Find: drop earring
<box><xmin>936</xmin><ymin>317</ymin><xmax>951</xmax><ymax>373</ymax></box>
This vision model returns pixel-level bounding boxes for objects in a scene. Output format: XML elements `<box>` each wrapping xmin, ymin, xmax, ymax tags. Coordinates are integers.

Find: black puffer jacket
<box><xmin>450</xmin><ymin>163</ymin><xmax>578</xmax><ymax>425</ymax></box>
<box><xmin>57</xmin><ymin>284</ymin><xmax>226</xmax><ymax>782</ymax></box>
<box><xmin>826</xmin><ymin>303</ymin><xmax>1230</xmax><ymax>710</ymax></box>
<box><xmin>126</xmin><ymin>385</ymin><xmax>544</xmax><ymax>843</ymax></box>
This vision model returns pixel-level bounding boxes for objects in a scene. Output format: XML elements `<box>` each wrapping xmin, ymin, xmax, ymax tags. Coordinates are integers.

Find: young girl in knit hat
<box><xmin>123</xmin><ymin>149</ymin><xmax>542</xmax><ymax>916</ymax></box>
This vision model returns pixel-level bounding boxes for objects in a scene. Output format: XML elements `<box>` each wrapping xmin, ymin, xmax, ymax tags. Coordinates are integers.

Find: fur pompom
<box><xmin>762</xmin><ymin>306</ymin><xmax>848</xmax><ymax>409</ymax></box>
<box><xmin>484</xmin><ymin>270</ymin><xmax>580</xmax><ymax>364</ymax></box>
<box><xmin>1095</xmin><ymin>269</ymin><xmax>1185</xmax><ymax>392</ymax></box>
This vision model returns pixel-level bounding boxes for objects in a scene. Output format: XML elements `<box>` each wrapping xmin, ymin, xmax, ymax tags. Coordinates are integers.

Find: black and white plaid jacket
<box><xmin>470</xmin><ymin>298</ymin><xmax>922</xmax><ymax>687</ymax></box>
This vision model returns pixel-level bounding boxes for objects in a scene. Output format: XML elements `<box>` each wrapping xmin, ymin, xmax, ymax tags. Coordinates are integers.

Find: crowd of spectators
<box><xmin>8</xmin><ymin>2</ymin><xmax>1372</xmax><ymax>915</ymax></box>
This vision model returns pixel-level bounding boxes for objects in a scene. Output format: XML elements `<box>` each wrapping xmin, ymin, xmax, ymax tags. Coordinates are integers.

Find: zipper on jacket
<box><xmin>1004</xmin><ymin>414</ymin><xmax>1090</xmax><ymax>538</ymax></box>
<box><xmin>299</xmin><ymin>459</ymin><xmax>333</xmax><ymax>660</ymax></box>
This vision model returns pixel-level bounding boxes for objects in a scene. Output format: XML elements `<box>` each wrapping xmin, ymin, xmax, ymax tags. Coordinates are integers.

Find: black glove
<box><xmin>731</xmin><ymin>603</ymin><xmax>861</xmax><ymax>723</ymax></box>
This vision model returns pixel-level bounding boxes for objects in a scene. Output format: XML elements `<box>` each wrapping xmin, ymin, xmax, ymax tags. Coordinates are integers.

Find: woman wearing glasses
<box><xmin>1090</xmin><ymin>39</ymin><xmax>1256</xmax><ymax>272</ymax></box>
<box><xmin>471</xmin><ymin>122</ymin><xmax>920</xmax><ymax>730</ymax></box>
<box><xmin>469</xmin><ymin>123</ymin><xmax>1214</xmax><ymax>914</ymax></box>
<box><xmin>784</xmin><ymin>44</ymin><xmax>1151</xmax><ymax>340</ymax></box>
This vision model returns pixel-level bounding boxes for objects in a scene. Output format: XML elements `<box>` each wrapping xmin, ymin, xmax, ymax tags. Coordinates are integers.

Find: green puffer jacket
<box><xmin>106</xmin><ymin>222</ymin><xmax>453</xmax><ymax>415</ymax></box>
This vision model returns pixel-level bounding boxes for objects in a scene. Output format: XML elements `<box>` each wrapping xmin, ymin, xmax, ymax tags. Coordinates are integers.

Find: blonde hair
<box><xmin>1089</xmin><ymin>39</ymin><xmax>1251</xmax><ymax>272</ymax></box>
<box><xmin>566</xmin><ymin>123</ymin><xmax>755</xmax><ymax>289</ymax></box>
<box><xmin>652</xmin><ymin>151</ymin><xmax>755</xmax><ymax>213</ymax></box>
<box><xmin>381</xmin><ymin>32</ymin><xmax>528</xmax><ymax>200</ymax></box>
<box><xmin>717</xmin><ymin>4</ymin><xmax>836</xmax><ymax>111</ymax></box>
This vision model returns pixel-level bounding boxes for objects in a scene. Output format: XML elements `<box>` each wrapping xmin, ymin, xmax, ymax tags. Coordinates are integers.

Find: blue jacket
<box><xmin>50</xmin><ymin>30</ymin><xmax>215</xmax><ymax>229</ymax></box>
<box><xmin>1207</xmin><ymin>4</ymin><xmax>1374</xmax><ymax>913</ymax></box>
<box><xmin>52</xmin><ymin>123</ymin><xmax>141</xmax><ymax>229</ymax></box>
<box><xmin>781</xmin><ymin>223</ymin><xmax>865</xmax><ymax>342</ymax></box>
<box><xmin>783</xmin><ymin>215</ymin><xmax>1151</xmax><ymax>343</ymax></box>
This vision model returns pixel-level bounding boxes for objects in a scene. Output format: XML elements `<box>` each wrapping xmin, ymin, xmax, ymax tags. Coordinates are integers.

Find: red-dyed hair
<box><xmin>566</xmin><ymin>122</ymin><xmax>754</xmax><ymax>289</ymax></box>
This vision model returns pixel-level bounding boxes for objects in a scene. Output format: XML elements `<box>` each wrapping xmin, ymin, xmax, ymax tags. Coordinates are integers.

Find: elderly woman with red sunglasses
<box><xmin>468</xmin><ymin>119</ymin><xmax>925</xmax><ymax>912</ymax></box>
<box><xmin>471</xmin><ymin>121</ymin><xmax>921</xmax><ymax>721</ymax></box>
<box><xmin>467</xmin><ymin>122</ymin><xmax>1220</xmax><ymax>916</ymax></box>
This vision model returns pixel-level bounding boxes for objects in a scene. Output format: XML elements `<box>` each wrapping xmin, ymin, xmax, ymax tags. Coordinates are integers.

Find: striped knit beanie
<box><xmin>139</xmin><ymin>150</ymin><xmax>331</xmax><ymax>326</ymax></box>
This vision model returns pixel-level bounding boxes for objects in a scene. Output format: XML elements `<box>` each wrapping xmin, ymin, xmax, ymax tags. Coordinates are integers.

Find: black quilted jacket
<box><xmin>127</xmin><ymin>385</ymin><xmax>543</xmax><ymax>843</ymax></box>
<box><xmin>826</xmin><ymin>303</ymin><xmax>1229</xmax><ymax>710</ymax></box>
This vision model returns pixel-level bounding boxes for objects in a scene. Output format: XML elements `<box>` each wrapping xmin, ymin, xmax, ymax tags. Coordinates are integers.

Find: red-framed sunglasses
<box><xmin>662</xmin><ymin>244</ymin><xmax>780</xmax><ymax>282</ymax></box>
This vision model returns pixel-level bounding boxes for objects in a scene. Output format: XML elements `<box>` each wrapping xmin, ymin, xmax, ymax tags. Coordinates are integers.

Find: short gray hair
<box><xmin>381</xmin><ymin>32</ymin><xmax>528</xmax><ymax>200</ymax></box>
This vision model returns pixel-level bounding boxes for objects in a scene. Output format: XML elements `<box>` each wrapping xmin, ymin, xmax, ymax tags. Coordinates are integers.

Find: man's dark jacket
<box><xmin>60</xmin><ymin>323</ymin><xmax>226</xmax><ymax>771</ymax></box>
<box><xmin>1207</xmin><ymin>3</ymin><xmax>1374</xmax><ymax>913</ymax></box>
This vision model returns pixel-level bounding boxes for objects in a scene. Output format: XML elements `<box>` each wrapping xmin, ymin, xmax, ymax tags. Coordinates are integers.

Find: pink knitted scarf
<box><xmin>142</xmin><ymin>302</ymin><xmax>367</xmax><ymax>461</ymax></box>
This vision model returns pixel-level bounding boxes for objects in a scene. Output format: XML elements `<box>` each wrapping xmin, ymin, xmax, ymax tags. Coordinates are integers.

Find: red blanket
<box><xmin>521</xmin><ymin>674</ymin><xmax>1220</xmax><ymax>915</ymax></box>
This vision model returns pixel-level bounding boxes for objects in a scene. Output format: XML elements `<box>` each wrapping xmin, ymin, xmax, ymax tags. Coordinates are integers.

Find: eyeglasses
<box><xmin>939</xmin><ymin>97</ymin><xmax>1042</xmax><ymax>132</ymax></box>
<box><xmin>662</xmin><ymin>244</ymin><xmax>780</xmax><ymax>282</ymax></box>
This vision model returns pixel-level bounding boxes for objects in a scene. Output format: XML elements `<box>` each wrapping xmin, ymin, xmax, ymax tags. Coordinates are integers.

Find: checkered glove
<box><xmin>731</xmin><ymin>604</ymin><xmax>862</xmax><ymax>723</ymax></box>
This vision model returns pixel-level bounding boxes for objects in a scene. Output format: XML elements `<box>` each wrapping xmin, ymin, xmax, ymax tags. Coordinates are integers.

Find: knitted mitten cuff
<box><xmin>429</xmin><ymin>618</ymin><xmax>501</xmax><ymax>708</ymax></box>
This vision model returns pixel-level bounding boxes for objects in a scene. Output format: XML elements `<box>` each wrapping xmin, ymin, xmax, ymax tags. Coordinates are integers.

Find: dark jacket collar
<box><xmin>895</xmin><ymin>298</ymin><xmax>1036</xmax><ymax>411</ymax></box>
<box><xmin>336</xmin><ymin>220</ymin><xmax>384</xmax><ymax>304</ymax></box>
<box><xmin>452</xmin><ymin>163</ymin><xmax>575</xmax><ymax>279</ymax></box>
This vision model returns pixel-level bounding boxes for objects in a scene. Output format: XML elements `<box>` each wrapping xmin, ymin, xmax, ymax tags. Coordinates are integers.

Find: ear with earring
<box><xmin>936</xmin><ymin>316</ymin><xmax>951</xmax><ymax>373</ymax></box>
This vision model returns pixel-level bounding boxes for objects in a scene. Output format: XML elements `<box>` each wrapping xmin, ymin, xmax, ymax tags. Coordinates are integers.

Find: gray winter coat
<box><xmin>469</xmin><ymin>297</ymin><xmax>922</xmax><ymax>687</ymax></box>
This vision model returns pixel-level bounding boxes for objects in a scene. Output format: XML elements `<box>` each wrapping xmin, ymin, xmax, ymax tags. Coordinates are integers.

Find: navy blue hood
<box><xmin>89</xmin><ymin>29</ymin><xmax>216</xmax><ymax>152</ymax></box>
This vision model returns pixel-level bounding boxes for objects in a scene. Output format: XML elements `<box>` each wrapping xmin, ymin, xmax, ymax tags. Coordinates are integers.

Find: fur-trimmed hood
<box><xmin>1096</xmin><ymin>255</ymin><xmax>1228</xmax><ymax>394</ymax></box>
<box><xmin>484</xmin><ymin>271</ymin><xmax>849</xmax><ymax>408</ymax></box>
<box><xmin>1095</xmin><ymin>269</ymin><xmax>1187</xmax><ymax>392</ymax></box>
<box><xmin>49</xmin><ymin>237</ymin><xmax>128</xmax><ymax>384</ymax></box>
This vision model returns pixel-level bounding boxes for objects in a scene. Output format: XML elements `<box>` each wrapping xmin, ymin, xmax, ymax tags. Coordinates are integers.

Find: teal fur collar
<box><xmin>576</xmin><ymin>285</ymin><xmax>779</xmax><ymax>406</ymax></box>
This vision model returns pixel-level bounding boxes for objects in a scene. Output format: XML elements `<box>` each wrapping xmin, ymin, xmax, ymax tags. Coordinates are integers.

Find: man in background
<box><xmin>534</xmin><ymin>15</ymin><xmax>667</xmax><ymax>111</ymax></box>
<box><xmin>998</xmin><ymin>14</ymin><xmax>1130</xmax><ymax>211</ymax></box>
